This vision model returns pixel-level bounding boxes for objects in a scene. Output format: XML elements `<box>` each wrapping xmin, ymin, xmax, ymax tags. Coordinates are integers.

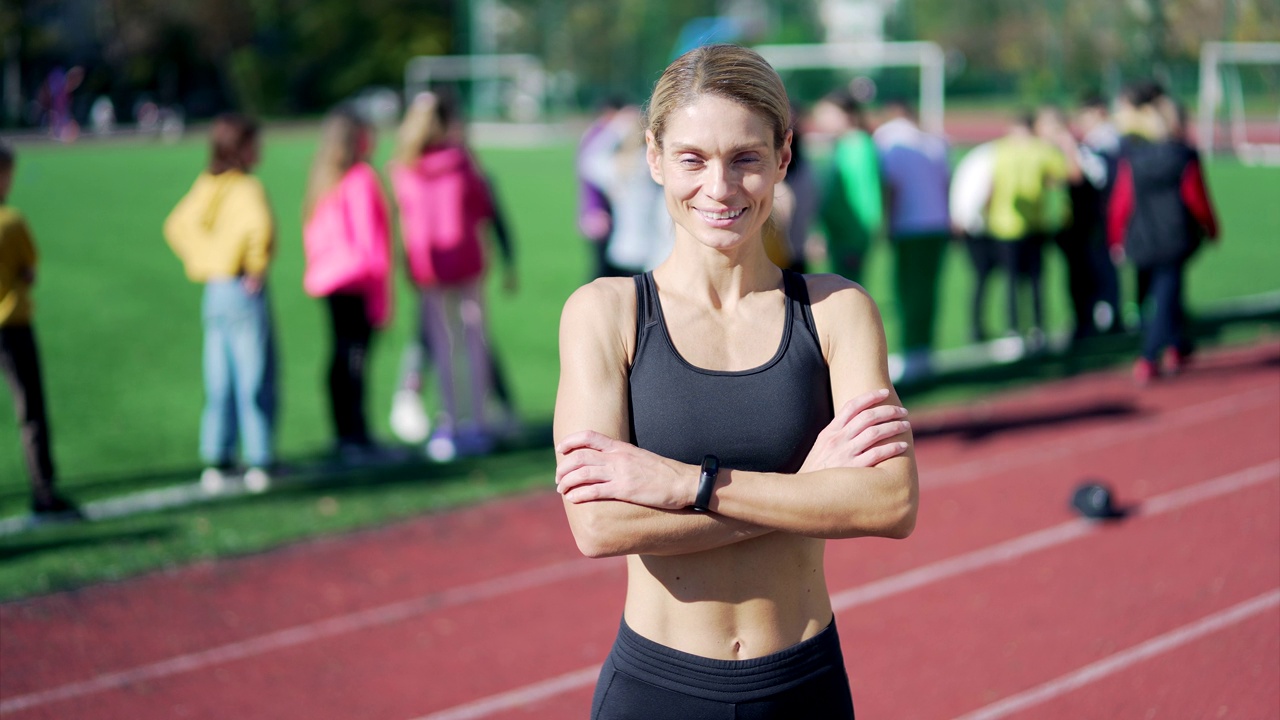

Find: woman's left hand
<box><xmin>556</xmin><ymin>431</ymin><xmax>693</xmax><ymax>509</ymax></box>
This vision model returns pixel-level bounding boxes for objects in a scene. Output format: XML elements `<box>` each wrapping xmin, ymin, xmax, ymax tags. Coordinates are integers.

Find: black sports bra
<box><xmin>628</xmin><ymin>271</ymin><xmax>834</xmax><ymax>473</ymax></box>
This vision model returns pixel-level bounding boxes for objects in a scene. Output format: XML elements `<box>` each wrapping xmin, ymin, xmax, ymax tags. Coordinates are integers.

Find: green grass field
<box><xmin>0</xmin><ymin>128</ymin><xmax>1276</xmax><ymax>600</ymax></box>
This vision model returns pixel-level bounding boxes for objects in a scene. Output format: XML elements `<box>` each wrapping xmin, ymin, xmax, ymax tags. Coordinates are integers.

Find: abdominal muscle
<box><xmin>621</xmin><ymin>532</ymin><xmax>832</xmax><ymax>660</ymax></box>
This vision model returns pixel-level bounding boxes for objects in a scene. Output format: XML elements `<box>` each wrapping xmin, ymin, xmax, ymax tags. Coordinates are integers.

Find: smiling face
<box><xmin>647</xmin><ymin>93</ymin><xmax>791</xmax><ymax>253</ymax></box>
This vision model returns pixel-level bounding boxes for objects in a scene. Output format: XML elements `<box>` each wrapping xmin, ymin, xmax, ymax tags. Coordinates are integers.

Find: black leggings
<box><xmin>0</xmin><ymin>325</ymin><xmax>57</xmax><ymax>503</ymax></box>
<box><xmin>325</xmin><ymin>294</ymin><xmax>373</xmax><ymax>445</ymax></box>
<box><xmin>996</xmin><ymin>234</ymin><xmax>1045</xmax><ymax>333</ymax></box>
<box><xmin>591</xmin><ymin>618</ymin><xmax>855</xmax><ymax>720</ymax></box>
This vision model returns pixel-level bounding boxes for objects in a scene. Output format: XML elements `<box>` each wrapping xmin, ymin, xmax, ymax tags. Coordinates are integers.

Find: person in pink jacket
<box><xmin>302</xmin><ymin>108</ymin><xmax>392</xmax><ymax>458</ymax></box>
<box><xmin>389</xmin><ymin>91</ymin><xmax>499</xmax><ymax>461</ymax></box>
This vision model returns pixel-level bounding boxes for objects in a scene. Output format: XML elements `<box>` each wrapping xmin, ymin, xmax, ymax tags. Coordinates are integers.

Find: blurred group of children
<box><xmin>158</xmin><ymin>90</ymin><xmax>518</xmax><ymax>497</ymax></box>
<box><xmin>952</xmin><ymin>81</ymin><xmax>1219</xmax><ymax>385</ymax></box>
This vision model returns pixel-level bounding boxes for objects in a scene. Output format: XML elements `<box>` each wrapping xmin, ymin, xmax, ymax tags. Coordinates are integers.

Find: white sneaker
<box><xmin>201</xmin><ymin>467</ymin><xmax>229</xmax><ymax>494</ymax></box>
<box><xmin>243</xmin><ymin>467</ymin><xmax>271</xmax><ymax>493</ymax></box>
<box><xmin>425</xmin><ymin>429</ymin><xmax>457</xmax><ymax>463</ymax></box>
<box><xmin>390</xmin><ymin>390</ymin><xmax>431</xmax><ymax>444</ymax></box>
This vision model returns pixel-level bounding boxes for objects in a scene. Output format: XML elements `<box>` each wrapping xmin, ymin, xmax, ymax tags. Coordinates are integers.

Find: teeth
<box><xmin>699</xmin><ymin>208</ymin><xmax>744</xmax><ymax>220</ymax></box>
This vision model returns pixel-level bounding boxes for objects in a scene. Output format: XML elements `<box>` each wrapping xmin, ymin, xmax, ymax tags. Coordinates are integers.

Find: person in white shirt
<box><xmin>949</xmin><ymin>141</ymin><xmax>997</xmax><ymax>343</ymax></box>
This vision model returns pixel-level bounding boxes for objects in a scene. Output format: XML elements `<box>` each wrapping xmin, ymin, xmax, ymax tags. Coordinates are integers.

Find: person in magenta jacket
<box><xmin>302</xmin><ymin>108</ymin><xmax>392</xmax><ymax>457</ymax></box>
<box><xmin>389</xmin><ymin>91</ymin><xmax>499</xmax><ymax>461</ymax></box>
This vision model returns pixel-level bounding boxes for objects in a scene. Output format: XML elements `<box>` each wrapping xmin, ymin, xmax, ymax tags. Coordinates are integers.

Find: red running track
<box><xmin>2</xmin><ymin>341</ymin><xmax>1278</xmax><ymax>719</ymax></box>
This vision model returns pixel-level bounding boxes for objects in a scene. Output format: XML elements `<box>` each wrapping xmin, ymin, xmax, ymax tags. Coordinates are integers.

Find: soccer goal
<box><xmin>403</xmin><ymin>53</ymin><xmax>549</xmax><ymax>123</ymax></box>
<box><xmin>753</xmin><ymin>42</ymin><xmax>947</xmax><ymax>135</ymax></box>
<box><xmin>1197</xmin><ymin>42</ymin><xmax>1280</xmax><ymax>165</ymax></box>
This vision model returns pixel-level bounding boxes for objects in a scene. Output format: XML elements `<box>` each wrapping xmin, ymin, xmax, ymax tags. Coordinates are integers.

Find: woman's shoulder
<box><xmin>562</xmin><ymin>276</ymin><xmax>638</xmax><ymax>322</ymax></box>
<box><xmin>800</xmin><ymin>272</ymin><xmax>883</xmax><ymax>346</ymax></box>
<box><xmin>557</xmin><ymin>276</ymin><xmax>640</xmax><ymax>369</ymax></box>
<box><xmin>560</xmin><ymin>276</ymin><xmax>640</xmax><ymax>349</ymax></box>
<box><xmin>798</xmin><ymin>272</ymin><xmax>872</xmax><ymax>307</ymax></box>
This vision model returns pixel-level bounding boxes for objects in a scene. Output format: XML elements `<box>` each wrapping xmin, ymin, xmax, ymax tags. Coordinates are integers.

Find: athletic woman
<box><xmin>554</xmin><ymin>45</ymin><xmax>919</xmax><ymax>719</ymax></box>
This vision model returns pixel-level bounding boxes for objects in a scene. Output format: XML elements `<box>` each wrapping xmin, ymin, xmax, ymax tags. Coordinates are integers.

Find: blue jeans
<box><xmin>200</xmin><ymin>280</ymin><xmax>276</xmax><ymax>468</ymax></box>
<box><xmin>1137</xmin><ymin>261</ymin><xmax>1188</xmax><ymax>362</ymax></box>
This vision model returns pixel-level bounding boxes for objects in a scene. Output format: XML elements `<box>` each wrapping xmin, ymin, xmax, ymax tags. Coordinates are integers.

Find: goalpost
<box><xmin>403</xmin><ymin>53</ymin><xmax>549</xmax><ymax>123</ymax></box>
<box><xmin>1197</xmin><ymin>42</ymin><xmax>1280</xmax><ymax>165</ymax></box>
<box><xmin>753</xmin><ymin>42</ymin><xmax>947</xmax><ymax>135</ymax></box>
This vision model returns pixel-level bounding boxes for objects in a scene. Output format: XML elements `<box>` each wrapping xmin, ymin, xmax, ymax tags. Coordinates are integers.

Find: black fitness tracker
<box><xmin>692</xmin><ymin>454</ymin><xmax>720</xmax><ymax>512</ymax></box>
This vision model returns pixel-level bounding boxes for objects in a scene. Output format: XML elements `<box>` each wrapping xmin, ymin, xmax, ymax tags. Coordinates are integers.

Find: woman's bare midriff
<box><xmin>621</xmin><ymin>532</ymin><xmax>832</xmax><ymax>660</ymax></box>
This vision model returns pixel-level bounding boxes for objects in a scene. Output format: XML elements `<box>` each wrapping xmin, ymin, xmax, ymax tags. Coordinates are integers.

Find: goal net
<box><xmin>753</xmin><ymin>42</ymin><xmax>947</xmax><ymax>136</ymax></box>
<box><xmin>1197</xmin><ymin>42</ymin><xmax>1280</xmax><ymax>165</ymax></box>
<box><xmin>403</xmin><ymin>54</ymin><xmax>549</xmax><ymax>123</ymax></box>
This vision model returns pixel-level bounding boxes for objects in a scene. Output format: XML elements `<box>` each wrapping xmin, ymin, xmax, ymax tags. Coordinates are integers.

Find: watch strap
<box><xmin>692</xmin><ymin>454</ymin><xmax>719</xmax><ymax>512</ymax></box>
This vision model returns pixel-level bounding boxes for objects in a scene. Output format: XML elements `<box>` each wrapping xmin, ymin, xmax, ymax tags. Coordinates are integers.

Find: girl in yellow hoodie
<box><xmin>164</xmin><ymin>114</ymin><xmax>276</xmax><ymax>493</ymax></box>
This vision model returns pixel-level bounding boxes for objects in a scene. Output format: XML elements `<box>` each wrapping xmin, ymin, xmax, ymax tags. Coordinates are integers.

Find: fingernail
<box><xmin>878</xmin><ymin>388</ymin><xmax>890</xmax><ymax>397</ymax></box>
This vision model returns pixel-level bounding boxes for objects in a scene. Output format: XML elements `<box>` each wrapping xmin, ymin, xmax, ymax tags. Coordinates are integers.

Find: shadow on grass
<box><xmin>0</xmin><ymin>466</ymin><xmax>211</xmax><ymax>505</ymax></box>
<box><xmin>53</xmin><ymin>421</ymin><xmax>561</xmax><ymax>522</ymax></box>
<box><xmin>900</xmin><ymin>310</ymin><xmax>1280</xmax><ymax>409</ymax></box>
<box><xmin>271</xmin><ymin>420</ymin><xmax>557</xmax><ymax>492</ymax></box>
<box><xmin>0</xmin><ymin>525</ymin><xmax>176</xmax><ymax>561</ymax></box>
<box><xmin>0</xmin><ymin>421</ymin><xmax>558</xmax><ymax>509</ymax></box>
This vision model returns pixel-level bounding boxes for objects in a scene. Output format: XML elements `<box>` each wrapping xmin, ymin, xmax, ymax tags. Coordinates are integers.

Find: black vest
<box><xmin>628</xmin><ymin>271</ymin><xmax>834</xmax><ymax>474</ymax></box>
<box><xmin>1122</xmin><ymin>137</ymin><xmax>1202</xmax><ymax>266</ymax></box>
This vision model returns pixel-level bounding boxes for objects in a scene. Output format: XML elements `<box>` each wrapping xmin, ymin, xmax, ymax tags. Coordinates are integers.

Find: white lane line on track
<box><xmin>0</xmin><ymin>557</ymin><xmax>623</xmax><ymax>715</ymax></box>
<box><xmin>952</xmin><ymin>589</ymin><xmax>1280</xmax><ymax>720</ymax></box>
<box><xmin>924</xmin><ymin>388</ymin><xmax>1278</xmax><ymax>489</ymax></box>
<box><xmin>404</xmin><ymin>460</ymin><xmax>1280</xmax><ymax>720</ymax></box>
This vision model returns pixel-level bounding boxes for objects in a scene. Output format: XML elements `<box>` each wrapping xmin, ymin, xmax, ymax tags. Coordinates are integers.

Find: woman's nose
<box><xmin>704</xmin><ymin>161</ymin><xmax>734</xmax><ymax>200</ymax></box>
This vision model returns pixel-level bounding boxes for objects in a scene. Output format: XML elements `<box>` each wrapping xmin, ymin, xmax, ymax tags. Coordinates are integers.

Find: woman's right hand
<box><xmin>800</xmin><ymin>389</ymin><xmax>911</xmax><ymax>473</ymax></box>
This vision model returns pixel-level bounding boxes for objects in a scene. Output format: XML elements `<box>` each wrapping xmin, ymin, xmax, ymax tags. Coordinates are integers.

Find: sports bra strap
<box><xmin>782</xmin><ymin>270</ymin><xmax>820</xmax><ymax>340</ymax></box>
<box><xmin>634</xmin><ymin>273</ymin><xmax>658</xmax><ymax>330</ymax></box>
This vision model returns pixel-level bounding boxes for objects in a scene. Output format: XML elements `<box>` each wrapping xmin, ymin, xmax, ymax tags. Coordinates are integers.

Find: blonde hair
<box><xmin>645</xmin><ymin>44</ymin><xmax>791</xmax><ymax>151</ymax></box>
<box><xmin>1115</xmin><ymin>82</ymin><xmax>1184</xmax><ymax>143</ymax></box>
<box><xmin>393</xmin><ymin>92</ymin><xmax>450</xmax><ymax>166</ymax></box>
<box><xmin>1115</xmin><ymin>99</ymin><xmax>1170</xmax><ymax>142</ymax></box>
<box><xmin>304</xmin><ymin>109</ymin><xmax>368</xmax><ymax>220</ymax></box>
